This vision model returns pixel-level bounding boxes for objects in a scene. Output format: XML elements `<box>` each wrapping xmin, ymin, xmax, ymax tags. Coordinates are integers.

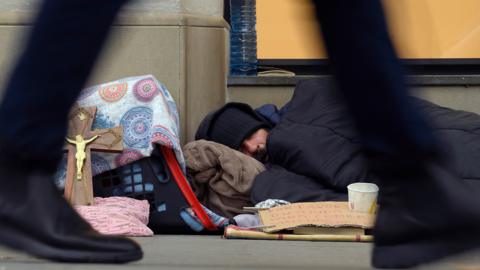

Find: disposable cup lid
<box><xmin>347</xmin><ymin>182</ymin><xmax>379</xmax><ymax>193</ymax></box>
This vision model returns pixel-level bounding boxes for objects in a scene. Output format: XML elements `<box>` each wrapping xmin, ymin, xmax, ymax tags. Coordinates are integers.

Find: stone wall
<box><xmin>0</xmin><ymin>0</ymin><xmax>228</xmax><ymax>143</ymax></box>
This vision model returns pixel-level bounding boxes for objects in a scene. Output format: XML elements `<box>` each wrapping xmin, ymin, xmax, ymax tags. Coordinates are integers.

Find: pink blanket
<box><xmin>75</xmin><ymin>197</ymin><xmax>153</xmax><ymax>237</ymax></box>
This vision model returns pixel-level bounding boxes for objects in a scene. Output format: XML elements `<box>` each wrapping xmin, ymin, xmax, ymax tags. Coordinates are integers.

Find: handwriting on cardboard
<box><xmin>258</xmin><ymin>202</ymin><xmax>375</xmax><ymax>233</ymax></box>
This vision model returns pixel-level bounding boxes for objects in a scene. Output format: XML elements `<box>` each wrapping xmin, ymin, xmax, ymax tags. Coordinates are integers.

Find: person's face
<box><xmin>240</xmin><ymin>128</ymin><xmax>269</xmax><ymax>162</ymax></box>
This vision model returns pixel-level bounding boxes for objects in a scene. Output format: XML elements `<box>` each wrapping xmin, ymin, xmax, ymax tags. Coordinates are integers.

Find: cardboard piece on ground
<box><xmin>258</xmin><ymin>202</ymin><xmax>375</xmax><ymax>233</ymax></box>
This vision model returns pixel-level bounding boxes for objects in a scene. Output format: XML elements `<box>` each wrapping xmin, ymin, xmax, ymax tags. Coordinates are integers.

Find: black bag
<box><xmin>93</xmin><ymin>145</ymin><xmax>218</xmax><ymax>234</ymax></box>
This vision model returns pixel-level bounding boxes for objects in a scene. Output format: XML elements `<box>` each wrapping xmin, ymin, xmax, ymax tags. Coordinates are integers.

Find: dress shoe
<box><xmin>0</xmin><ymin>164</ymin><xmax>143</xmax><ymax>263</ymax></box>
<box><xmin>371</xmin><ymin>157</ymin><xmax>480</xmax><ymax>268</ymax></box>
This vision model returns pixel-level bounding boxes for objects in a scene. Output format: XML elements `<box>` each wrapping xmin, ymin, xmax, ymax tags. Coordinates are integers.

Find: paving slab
<box><xmin>0</xmin><ymin>235</ymin><xmax>478</xmax><ymax>270</ymax></box>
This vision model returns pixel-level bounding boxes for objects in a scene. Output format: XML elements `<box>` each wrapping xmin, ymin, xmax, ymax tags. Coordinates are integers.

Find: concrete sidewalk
<box><xmin>0</xmin><ymin>235</ymin><xmax>478</xmax><ymax>270</ymax></box>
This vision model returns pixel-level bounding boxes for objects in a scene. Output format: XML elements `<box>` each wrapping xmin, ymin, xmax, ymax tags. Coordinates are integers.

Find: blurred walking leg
<box><xmin>0</xmin><ymin>0</ymin><xmax>143</xmax><ymax>263</ymax></box>
<box><xmin>311</xmin><ymin>0</ymin><xmax>480</xmax><ymax>268</ymax></box>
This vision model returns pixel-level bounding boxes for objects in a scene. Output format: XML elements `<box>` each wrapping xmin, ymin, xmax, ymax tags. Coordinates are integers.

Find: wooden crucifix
<box><xmin>64</xmin><ymin>105</ymin><xmax>123</xmax><ymax>206</ymax></box>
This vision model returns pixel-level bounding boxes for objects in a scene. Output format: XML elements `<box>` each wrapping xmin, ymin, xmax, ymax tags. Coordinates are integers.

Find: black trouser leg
<box><xmin>311</xmin><ymin>0</ymin><xmax>438</xmax><ymax>159</ymax></box>
<box><xmin>311</xmin><ymin>2</ymin><xmax>480</xmax><ymax>268</ymax></box>
<box><xmin>0</xmin><ymin>0</ymin><xmax>129</xmax><ymax>172</ymax></box>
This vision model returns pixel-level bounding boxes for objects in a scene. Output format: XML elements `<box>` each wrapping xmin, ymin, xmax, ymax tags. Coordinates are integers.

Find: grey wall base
<box><xmin>228</xmin><ymin>76</ymin><xmax>480</xmax><ymax>115</ymax></box>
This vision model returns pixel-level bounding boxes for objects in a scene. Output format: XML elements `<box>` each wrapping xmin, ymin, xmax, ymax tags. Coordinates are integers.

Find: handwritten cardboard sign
<box><xmin>258</xmin><ymin>202</ymin><xmax>375</xmax><ymax>233</ymax></box>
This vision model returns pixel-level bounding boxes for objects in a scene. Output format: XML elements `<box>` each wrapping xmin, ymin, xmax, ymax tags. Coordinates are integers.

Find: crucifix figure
<box><xmin>66</xmin><ymin>135</ymin><xmax>99</xmax><ymax>180</ymax></box>
<box><xmin>64</xmin><ymin>105</ymin><xmax>123</xmax><ymax>206</ymax></box>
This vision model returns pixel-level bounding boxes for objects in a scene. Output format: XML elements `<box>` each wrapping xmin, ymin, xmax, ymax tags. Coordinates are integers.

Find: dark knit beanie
<box><xmin>195</xmin><ymin>103</ymin><xmax>271</xmax><ymax>150</ymax></box>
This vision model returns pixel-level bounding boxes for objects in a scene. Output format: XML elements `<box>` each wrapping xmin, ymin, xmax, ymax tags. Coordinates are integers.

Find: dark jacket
<box><xmin>251</xmin><ymin>79</ymin><xmax>480</xmax><ymax>204</ymax></box>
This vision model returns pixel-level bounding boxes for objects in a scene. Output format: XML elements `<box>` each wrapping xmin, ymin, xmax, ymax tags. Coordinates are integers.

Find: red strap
<box><xmin>160</xmin><ymin>145</ymin><xmax>217</xmax><ymax>231</ymax></box>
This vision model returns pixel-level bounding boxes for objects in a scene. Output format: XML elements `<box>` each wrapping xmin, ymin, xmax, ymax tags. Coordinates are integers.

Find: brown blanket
<box><xmin>183</xmin><ymin>140</ymin><xmax>265</xmax><ymax>218</ymax></box>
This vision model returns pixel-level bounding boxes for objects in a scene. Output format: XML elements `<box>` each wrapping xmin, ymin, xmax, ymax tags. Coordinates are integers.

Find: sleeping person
<box><xmin>195</xmin><ymin>79</ymin><xmax>480</xmax><ymax>204</ymax></box>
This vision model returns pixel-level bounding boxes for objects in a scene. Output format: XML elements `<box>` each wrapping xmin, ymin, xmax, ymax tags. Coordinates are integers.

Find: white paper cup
<box><xmin>347</xmin><ymin>183</ymin><xmax>379</xmax><ymax>214</ymax></box>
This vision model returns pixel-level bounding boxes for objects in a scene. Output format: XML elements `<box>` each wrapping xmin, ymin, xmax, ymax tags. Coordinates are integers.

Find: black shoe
<box><xmin>0</xmin><ymin>165</ymin><xmax>143</xmax><ymax>263</ymax></box>
<box><xmin>371</xmin><ymin>157</ymin><xmax>480</xmax><ymax>268</ymax></box>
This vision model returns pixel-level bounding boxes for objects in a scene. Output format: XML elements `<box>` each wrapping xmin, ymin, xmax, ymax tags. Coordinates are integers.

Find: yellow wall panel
<box><xmin>257</xmin><ymin>0</ymin><xmax>480</xmax><ymax>59</ymax></box>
